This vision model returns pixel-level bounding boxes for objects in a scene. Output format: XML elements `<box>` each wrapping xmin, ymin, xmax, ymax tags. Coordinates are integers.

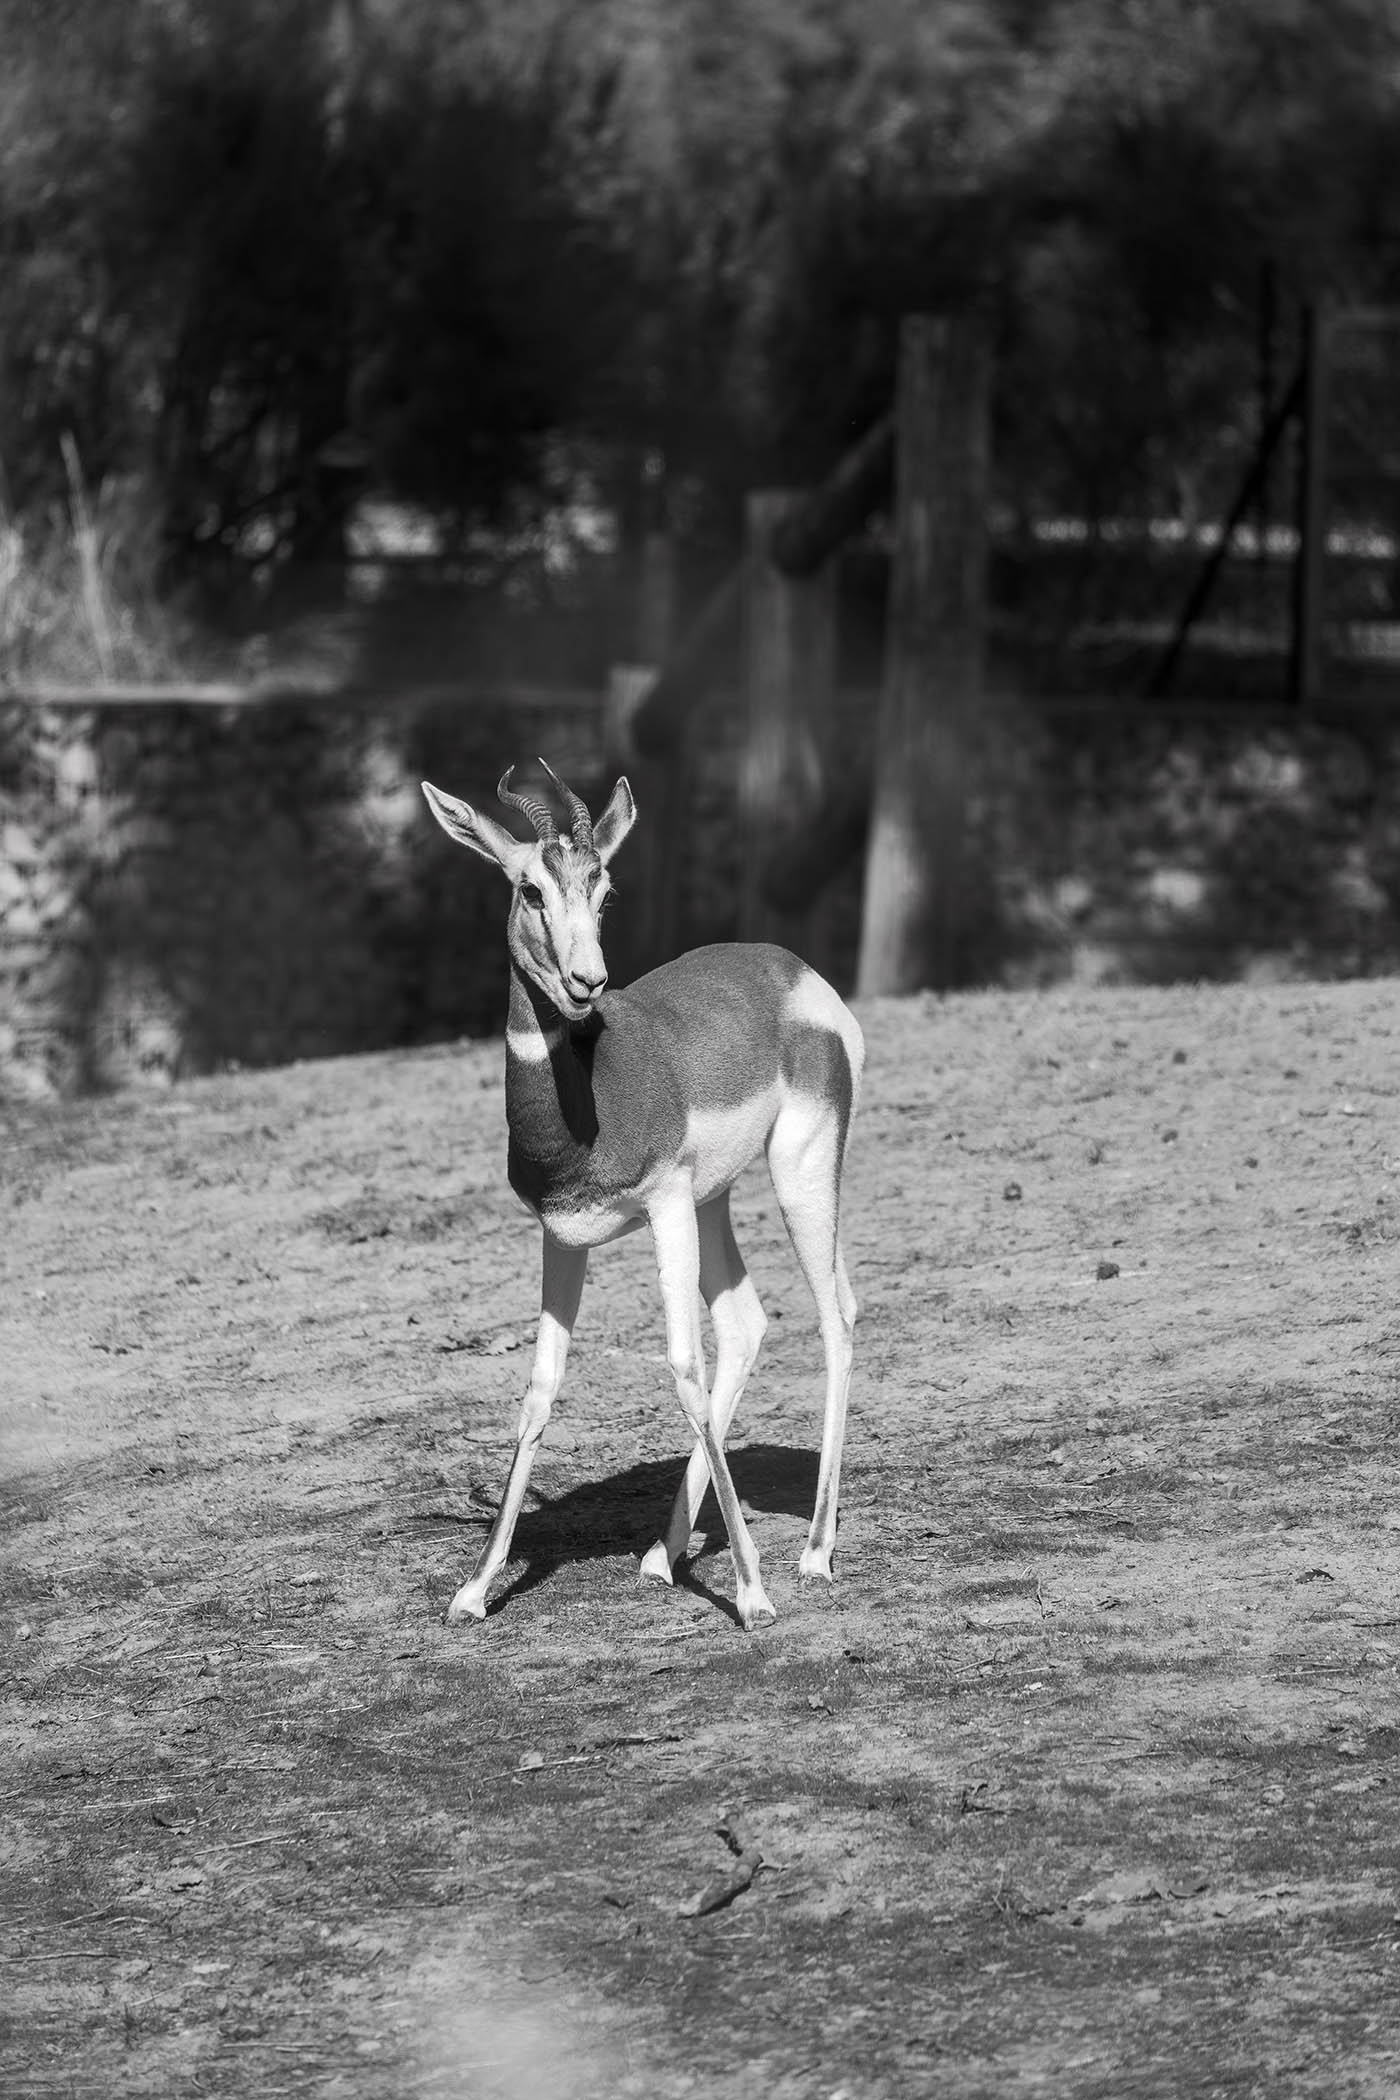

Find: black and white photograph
<box><xmin>3</xmin><ymin>3</ymin><xmax>1398</xmax><ymax>2093</ymax></box>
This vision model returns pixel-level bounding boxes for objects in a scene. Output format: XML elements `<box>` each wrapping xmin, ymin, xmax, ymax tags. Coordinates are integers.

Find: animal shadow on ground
<box><xmin>421</xmin><ymin>1443</ymin><xmax>821</xmax><ymax>1624</ymax></box>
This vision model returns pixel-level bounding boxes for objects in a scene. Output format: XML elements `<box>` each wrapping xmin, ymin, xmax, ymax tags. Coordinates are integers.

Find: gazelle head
<box><xmin>422</xmin><ymin>762</ymin><xmax>636</xmax><ymax>1022</ymax></box>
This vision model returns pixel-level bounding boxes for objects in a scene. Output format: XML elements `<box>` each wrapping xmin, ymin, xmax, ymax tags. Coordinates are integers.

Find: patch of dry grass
<box><xmin>0</xmin><ymin>453</ymin><xmax>186</xmax><ymax>688</ymax></box>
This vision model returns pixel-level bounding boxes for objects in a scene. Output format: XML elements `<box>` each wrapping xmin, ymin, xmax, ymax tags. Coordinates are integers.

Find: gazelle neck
<box><xmin>506</xmin><ymin>958</ymin><xmax>570</xmax><ymax>1064</ymax></box>
<box><xmin>505</xmin><ymin>960</ymin><xmax>600</xmax><ymax>1168</ymax></box>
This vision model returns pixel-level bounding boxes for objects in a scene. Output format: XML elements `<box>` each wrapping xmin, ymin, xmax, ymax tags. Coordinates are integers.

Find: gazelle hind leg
<box><xmin>766</xmin><ymin>1097</ymin><xmax>856</xmax><ymax>1584</ymax></box>
<box><xmin>446</xmin><ymin>1236</ymin><xmax>588</xmax><ymax>1622</ymax></box>
<box><xmin>806</xmin><ymin>1240</ymin><xmax>857</xmax><ymax>1574</ymax></box>
<box><xmin>648</xmin><ymin>1183</ymin><xmax>775</xmax><ymax>1630</ymax></box>
<box><xmin>640</xmin><ymin>1192</ymin><xmax>767</xmax><ymax>1584</ymax></box>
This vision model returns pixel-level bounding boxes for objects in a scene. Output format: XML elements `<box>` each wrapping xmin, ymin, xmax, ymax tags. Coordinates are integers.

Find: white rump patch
<box><xmin>788</xmin><ymin>968</ymin><xmax>866</xmax><ymax>1087</ymax></box>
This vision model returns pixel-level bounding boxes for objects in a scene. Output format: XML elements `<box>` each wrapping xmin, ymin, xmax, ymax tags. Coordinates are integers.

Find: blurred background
<box><xmin>6</xmin><ymin>0</ymin><xmax>1400</xmax><ymax>1094</ymax></box>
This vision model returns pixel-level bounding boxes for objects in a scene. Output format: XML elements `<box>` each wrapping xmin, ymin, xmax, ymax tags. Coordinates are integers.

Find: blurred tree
<box><xmin>343</xmin><ymin>5</ymin><xmax>635</xmax><ymax>535</ymax></box>
<box><xmin>0</xmin><ymin>1</ymin><xmax>149</xmax><ymax>509</ymax></box>
<box><xmin>530</xmin><ymin>0</ymin><xmax>1400</xmax><ymax>989</ymax></box>
<box><xmin>1</xmin><ymin>0</ymin><xmax>1399</xmax><ymax>623</ymax></box>
<box><xmin>129</xmin><ymin>2</ymin><xmax>353</xmax><ymax>574</ymax></box>
<box><xmin>556</xmin><ymin>0</ymin><xmax>1400</xmax><ymax>519</ymax></box>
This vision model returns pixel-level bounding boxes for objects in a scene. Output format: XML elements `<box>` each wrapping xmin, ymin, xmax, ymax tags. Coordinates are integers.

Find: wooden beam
<box><xmin>760</xmin><ymin>771</ymin><xmax>870</xmax><ymax>914</ymax></box>
<box><xmin>4</xmin><ymin>682</ymin><xmax>254</xmax><ymax>707</ymax></box>
<box><xmin>766</xmin><ymin>413</ymin><xmax>894</xmax><ymax>579</ymax></box>
<box><xmin>855</xmin><ymin>312</ymin><xmax>992</xmax><ymax>997</ymax></box>
<box><xmin>628</xmin><ymin>569</ymin><xmax>741</xmax><ymax>761</ymax></box>
<box><xmin>618</xmin><ymin>414</ymin><xmax>894</xmax><ymax>763</ymax></box>
<box><xmin>604</xmin><ymin>531</ymin><xmax>685</xmax><ymax>978</ymax></box>
<box><xmin>1291</xmin><ymin>303</ymin><xmax>1330</xmax><ymax>712</ymax></box>
<box><xmin>1</xmin><ymin>679</ymin><xmax>601</xmax><ymax>713</ymax></box>
<box><xmin>737</xmin><ymin>490</ymin><xmax>838</xmax><ymax>970</ymax></box>
<box><xmin>1147</xmin><ymin>363</ymin><xmax>1303</xmax><ymax>700</ymax></box>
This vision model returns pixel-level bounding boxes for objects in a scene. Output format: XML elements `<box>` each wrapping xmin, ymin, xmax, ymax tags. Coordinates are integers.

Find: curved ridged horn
<box><xmin>538</xmin><ymin>759</ymin><xmax>593</xmax><ymax>849</ymax></box>
<box><xmin>496</xmin><ymin>766</ymin><xmax>558</xmax><ymax>841</ymax></box>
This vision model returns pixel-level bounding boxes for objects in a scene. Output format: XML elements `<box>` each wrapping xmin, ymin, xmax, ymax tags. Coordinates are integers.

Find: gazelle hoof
<box><xmin>798</xmin><ymin>1545</ymin><xmax>834</xmax><ymax>1584</ymax></box>
<box><xmin>444</xmin><ymin>1587</ymin><xmax>489</xmax><ymax>1623</ymax></box>
<box><xmin>737</xmin><ymin>1585</ymin><xmax>777</xmax><ymax>1631</ymax></box>
<box><xmin>638</xmin><ymin>1542</ymin><xmax>675</xmax><ymax>1586</ymax></box>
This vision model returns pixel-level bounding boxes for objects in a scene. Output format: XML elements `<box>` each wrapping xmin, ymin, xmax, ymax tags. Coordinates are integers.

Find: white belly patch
<box><xmin>539</xmin><ymin>1194</ymin><xmax>647</xmax><ymax>1247</ymax></box>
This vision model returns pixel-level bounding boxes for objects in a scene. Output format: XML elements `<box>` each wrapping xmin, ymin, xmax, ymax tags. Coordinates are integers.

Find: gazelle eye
<box><xmin>519</xmin><ymin>882</ymin><xmax>544</xmax><ymax>910</ymax></box>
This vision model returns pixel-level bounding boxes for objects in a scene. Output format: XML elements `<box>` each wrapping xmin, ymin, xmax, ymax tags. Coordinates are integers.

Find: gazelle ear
<box><xmin>421</xmin><ymin>781</ymin><xmax>533</xmax><ymax>880</ymax></box>
<box><xmin>592</xmin><ymin>777</ymin><xmax>637</xmax><ymax>866</ymax></box>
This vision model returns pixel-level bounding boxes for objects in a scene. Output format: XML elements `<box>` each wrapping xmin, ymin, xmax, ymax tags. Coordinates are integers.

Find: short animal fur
<box><xmin>421</xmin><ymin>761</ymin><xmax>864</xmax><ymax>1629</ymax></box>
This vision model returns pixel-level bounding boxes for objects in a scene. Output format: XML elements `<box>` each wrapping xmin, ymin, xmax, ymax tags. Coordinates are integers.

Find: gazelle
<box><xmin>421</xmin><ymin>761</ymin><xmax>863</xmax><ymax>1630</ymax></box>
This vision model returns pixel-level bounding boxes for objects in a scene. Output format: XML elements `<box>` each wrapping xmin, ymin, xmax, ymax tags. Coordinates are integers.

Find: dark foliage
<box><xmin>1</xmin><ymin>0</ymin><xmax>1399</xmax><ymax>581</ymax></box>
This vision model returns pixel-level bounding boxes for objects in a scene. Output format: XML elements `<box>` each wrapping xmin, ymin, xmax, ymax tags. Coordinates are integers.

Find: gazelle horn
<box><xmin>538</xmin><ymin>759</ymin><xmax>593</xmax><ymax>849</ymax></box>
<box><xmin>497</xmin><ymin>766</ymin><xmax>558</xmax><ymax>842</ymax></box>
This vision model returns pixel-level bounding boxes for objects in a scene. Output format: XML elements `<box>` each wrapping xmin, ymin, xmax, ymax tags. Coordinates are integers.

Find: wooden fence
<box><xmin>8</xmin><ymin>305</ymin><xmax>1400</xmax><ymax>1048</ymax></box>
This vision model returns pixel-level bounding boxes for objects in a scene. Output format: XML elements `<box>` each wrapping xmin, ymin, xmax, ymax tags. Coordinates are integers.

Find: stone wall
<box><xmin>688</xmin><ymin>685</ymin><xmax>1400</xmax><ymax>997</ymax></box>
<box><xmin>959</xmin><ymin>699</ymin><xmax>1400</xmax><ymax>992</ymax></box>
<box><xmin>3</xmin><ymin>685</ymin><xmax>1400</xmax><ymax>1099</ymax></box>
<box><xmin>0</xmin><ymin>692</ymin><xmax>604</xmax><ymax>1096</ymax></box>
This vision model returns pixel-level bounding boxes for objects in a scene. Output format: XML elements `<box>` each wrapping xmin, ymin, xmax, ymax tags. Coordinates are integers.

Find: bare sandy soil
<box><xmin>3</xmin><ymin>977</ymin><xmax>1399</xmax><ymax>2098</ymax></box>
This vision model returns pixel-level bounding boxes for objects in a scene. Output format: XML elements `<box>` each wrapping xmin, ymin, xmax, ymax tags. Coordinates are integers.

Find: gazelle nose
<box><xmin>567</xmin><ymin>966</ymin><xmax>607</xmax><ymax>1002</ymax></box>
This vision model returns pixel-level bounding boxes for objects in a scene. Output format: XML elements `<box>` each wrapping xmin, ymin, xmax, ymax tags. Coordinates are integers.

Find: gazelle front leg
<box><xmin>445</xmin><ymin>1234</ymin><xmax>588</xmax><ymax>1622</ymax></box>
<box><xmin>640</xmin><ymin>1192</ymin><xmax>766</xmax><ymax>1585</ymax></box>
<box><xmin>648</xmin><ymin>1184</ymin><xmax>775</xmax><ymax>1631</ymax></box>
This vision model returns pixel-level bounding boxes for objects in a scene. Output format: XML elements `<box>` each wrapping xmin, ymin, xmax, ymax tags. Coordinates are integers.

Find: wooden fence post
<box><xmin>855</xmin><ymin>311</ymin><xmax>991</xmax><ymax>997</ymax></box>
<box><xmin>1291</xmin><ymin>303</ymin><xmax>1328</xmax><ymax>712</ymax></box>
<box><xmin>604</xmin><ymin>529</ymin><xmax>682</xmax><ymax>980</ymax></box>
<box><xmin>637</xmin><ymin>527</ymin><xmax>677</xmax><ymax>666</ymax></box>
<box><xmin>738</xmin><ymin>490</ymin><xmax>838</xmax><ymax>970</ymax></box>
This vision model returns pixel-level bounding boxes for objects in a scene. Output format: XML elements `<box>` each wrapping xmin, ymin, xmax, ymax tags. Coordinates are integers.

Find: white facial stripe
<box><xmin>516</xmin><ymin>860</ymin><xmax>557</xmax><ymax>906</ymax></box>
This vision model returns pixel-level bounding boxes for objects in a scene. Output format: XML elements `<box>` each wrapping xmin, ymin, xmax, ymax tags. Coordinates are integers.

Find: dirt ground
<box><xmin>3</xmin><ymin>976</ymin><xmax>1400</xmax><ymax>2098</ymax></box>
